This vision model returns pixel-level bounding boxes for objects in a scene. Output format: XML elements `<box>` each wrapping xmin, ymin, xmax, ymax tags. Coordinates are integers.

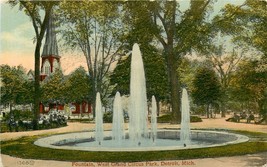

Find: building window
<box><xmin>43</xmin><ymin>60</ymin><xmax>51</xmax><ymax>75</ymax></box>
<box><xmin>45</xmin><ymin>66</ymin><xmax>50</xmax><ymax>75</ymax></box>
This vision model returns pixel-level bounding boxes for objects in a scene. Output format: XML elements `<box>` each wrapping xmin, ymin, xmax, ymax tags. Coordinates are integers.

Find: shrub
<box><xmin>157</xmin><ymin>114</ymin><xmax>172</xmax><ymax>123</ymax></box>
<box><xmin>157</xmin><ymin>114</ymin><xmax>202</xmax><ymax>123</ymax></box>
<box><xmin>190</xmin><ymin>115</ymin><xmax>202</xmax><ymax>122</ymax></box>
<box><xmin>4</xmin><ymin>110</ymin><xmax>33</xmax><ymax>121</ymax></box>
<box><xmin>0</xmin><ymin>110</ymin><xmax>67</xmax><ymax>133</ymax></box>
<box><xmin>103</xmin><ymin>112</ymin><xmax>113</xmax><ymax>123</ymax></box>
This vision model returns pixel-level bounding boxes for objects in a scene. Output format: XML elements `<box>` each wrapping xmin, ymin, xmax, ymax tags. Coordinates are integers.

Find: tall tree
<box><xmin>8</xmin><ymin>1</ymin><xmax>57</xmax><ymax>129</ymax></box>
<box><xmin>0</xmin><ymin>65</ymin><xmax>27</xmax><ymax>112</ymax></box>
<box><xmin>20</xmin><ymin>80</ymin><xmax>34</xmax><ymax>109</ymax></box>
<box><xmin>41</xmin><ymin>69</ymin><xmax>65</xmax><ymax>104</ymax></box>
<box><xmin>211</xmin><ymin>0</ymin><xmax>267</xmax><ymax>117</ymax></box>
<box><xmin>208</xmin><ymin>43</ymin><xmax>246</xmax><ymax>117</ymax></box>
<box><xmin>58</xmin><ymin>1</ymin><xmax>123</xmax><ymax>117</ymax></box>
<box><xmin>230</xmin><ymin>59</ymin><xmax>267</xmax><ymax>121</ymax></box>
<box><xmin>122</xmin><ymin>1</ymin><xmax>214</xmax><ymax>123</ymax></box>
<box><xmin>63</xmin><ymin>67</ymin><xmax>91</xmax><ymax>104</ymax></box>
<box><xmin>192</xmin><ymin>67</ymin><xmax>222</xmax><ymax>118</ymax></box>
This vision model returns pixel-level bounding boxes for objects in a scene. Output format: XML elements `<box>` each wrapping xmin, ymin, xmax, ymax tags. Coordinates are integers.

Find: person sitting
<box><xmin>240</xmin><ymin>112</ymin><xmax>247</xmax><ymax>120</ymax></box>
<box><xmin>247</xmin><ymin>113</ymin><xmax>255</xmax><ymax>123</ymax></box>
<box><xmin>233</xmin><ymin>113</ymin><xmax>240</xmax><ymax>123</ymax></box>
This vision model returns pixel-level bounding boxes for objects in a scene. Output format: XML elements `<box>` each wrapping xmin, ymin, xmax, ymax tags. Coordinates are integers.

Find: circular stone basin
<box><xmin>34</xmin><ymin>129</ymin><xmax>249</xmax><ymax>152</ymax></box>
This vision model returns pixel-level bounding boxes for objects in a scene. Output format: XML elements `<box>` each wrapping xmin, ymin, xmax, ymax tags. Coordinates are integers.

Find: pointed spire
<box><xmin>42</xmin><ymin>10</ymin><xmax>59</xmax><ymax>57</ymax></box>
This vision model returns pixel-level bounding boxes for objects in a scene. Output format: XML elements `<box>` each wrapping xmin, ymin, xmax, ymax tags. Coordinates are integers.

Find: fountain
<box><xmin>180</xmin><ymin>88</ymin><xmax>191</xmax><ymax>146</ymax></box>
<box><xmin>34</xmin><ymin>43</ymin><xmax>249</xmax><ymax>152</ymax></box>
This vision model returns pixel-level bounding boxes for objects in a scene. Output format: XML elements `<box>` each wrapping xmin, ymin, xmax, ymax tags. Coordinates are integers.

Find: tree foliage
<box><xmin>192</xmin><ymin>67</ymin><xmax>222</xmax><ymax>117</ymax></box>
<box><xmin>121</xmin><ymin>0</ymin><xmax>214</xmax><ymax>123</ymax></box>
<box><xmin>57</xmin><ymin>1</ymin><xmax>123</xmax><ymax>116</ymax></box>
<box><xmin>63</xmin><ymin>67</ymin><xmax>92</xmax><ymax>103</ymax></box>
<box><xmin>216</xmin><ymin>0</ymin><xmax>267</xmax><ymax>57</ymax></box>
<box><xmin>230</xmin><ymin>59</ymin><xmax>267</xmax><ymax>117</ymax></box>
<box><xmin>0</xmin><ymin>65</ymin><xmax>30</xmax><ymax>111</ymax></box>
<box><xmin>41</xmin><ymin>69</ymin><xmax>65</xmax><ymax>104</ymax></box>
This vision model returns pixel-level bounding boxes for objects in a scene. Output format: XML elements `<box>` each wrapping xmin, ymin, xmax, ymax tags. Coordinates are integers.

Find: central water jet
<box><xmin>180</xmin><ymin>88</ymin><xmax>191</xmax><ymax>145</ymax></box>
<box><xmin>128</xmin><ymin>43</ymin><xmax>149</xmax><ymax>144</ymax></box>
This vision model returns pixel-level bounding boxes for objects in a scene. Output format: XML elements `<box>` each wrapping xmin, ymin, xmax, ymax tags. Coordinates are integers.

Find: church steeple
<box><xmin>40</xmin><ymin>9</ymin><xmax>61</xmax><ymax>81</ymax></box>
<box><xmin>42</xmin><ymin>10</ymin><xmax>59</xmax><ymax>57</ymax></box>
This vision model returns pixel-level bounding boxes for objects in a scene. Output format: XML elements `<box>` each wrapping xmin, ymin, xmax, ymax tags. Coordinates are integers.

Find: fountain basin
<box><xmin>34</xmin><ymin>129</ymin><xmax>249</xmax><ymax>152</ymax></box>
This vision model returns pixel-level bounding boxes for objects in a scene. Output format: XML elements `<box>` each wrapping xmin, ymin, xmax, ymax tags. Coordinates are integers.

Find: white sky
<box><xmin>0</xmin><ymin>0</ymin><xmax>245</xmax><ymax>74</ymax></box>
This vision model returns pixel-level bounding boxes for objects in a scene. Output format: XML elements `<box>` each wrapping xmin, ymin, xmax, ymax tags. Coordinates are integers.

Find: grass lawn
<box><xmin>1</xmin><ymin>130</ymin><xmax>267</xmax><ymax>162</ymax></box>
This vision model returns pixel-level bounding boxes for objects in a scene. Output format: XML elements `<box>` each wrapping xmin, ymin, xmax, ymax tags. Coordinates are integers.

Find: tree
<box><xmin>57</xmin><ymin>1</ymin><xmax>123</xmax><ymax>117</ymax></box>
<box><xmin>8</xmin><ymin>1</ymin><xmax>57</xmax><ymax>129</ymax></box>
<box><xmin>213</xmin><ymin>0</ymin><xmax>267</xmax><ymax>120</ymax></box>
<box><xmin>0</xmin><ymin>65</ymin><xmax>28</xmax><ymax>113</ymax></box>
<box><xmin>192</xmin><ymin>67</ymin><xmax>222</xmax><ymax>118</ymax></box>
<box><xmin>63</xmin><ymin>67</ymin><xmax>91</xmax><ymax>104</ymax></box>
<box><xmin>18</xmin><ymin>79</ymin><xmax>34</xmax><ymax>108</ymax></box>
<box><xmin>41</xmin><ymin>69</ymin><xmax>65</xmax><ymax>104</ymax></box>
<box><xmin>218</xmin><ymin>0</ymin><xmax>267</xmax><ymax>57</ymax></box>
<box><xmin>230</xmin><ymin>59</ymin><xmax>267</xmax><ymax>120</ymax></box>
<box><xmin>208</xmin><ymin>45</ymin><xmax>246</xmax><ymax>117</ymax></box>
<box><xmin>122</xmin><ymin>1</ymin><xmax>214</xmax><ymax>123</ymax></box>
<box><xmin>178</xmin><ymin>58</ymin><xmax>208</xmax><ymax>92</ymax></box>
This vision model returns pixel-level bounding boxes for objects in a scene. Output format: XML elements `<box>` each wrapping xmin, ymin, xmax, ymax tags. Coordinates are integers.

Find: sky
<box><xmin>0</xmin><ymin>0</ymin><xmax>87</xmax><ymax>74</ymax></box>
<box><xmin>0</xmin><ymin>0</ymin><xmax>245</xmax><ymax>74</ymax></box>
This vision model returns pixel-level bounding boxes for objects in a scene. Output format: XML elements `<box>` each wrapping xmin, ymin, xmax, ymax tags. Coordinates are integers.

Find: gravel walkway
<box><xmin>1</xmin><ymin>116</ymin><xmax>267</xmax><ymax>167</ymax></box>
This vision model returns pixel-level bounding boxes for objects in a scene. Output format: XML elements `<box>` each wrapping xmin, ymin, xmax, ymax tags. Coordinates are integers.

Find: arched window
<box><xmin>43</xmin><ymin>60</ymin><xmax>51</xmax><ymax>75</ymax></box>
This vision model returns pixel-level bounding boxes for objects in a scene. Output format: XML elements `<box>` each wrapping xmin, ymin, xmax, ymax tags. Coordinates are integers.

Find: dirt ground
<box><xmin>1</xmin><ymin>116</ymin><xmax>267</xmax><ymax>167</ymax></box>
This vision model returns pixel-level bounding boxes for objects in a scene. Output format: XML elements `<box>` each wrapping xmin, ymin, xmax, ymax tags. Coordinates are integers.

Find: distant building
<box><xmin>27</xmin><ymin>70</ymin><xmax>34</xmax><ymax>81</ymax></box>
<box><xmin>28</xmin><ymin>11</ymin><xmax>91</xmax><ymax>115</ymax></box>
<box><xmin>40</xmin><ymin>11</ymin><xmax>61</xmax><ymax>82</ymax></box>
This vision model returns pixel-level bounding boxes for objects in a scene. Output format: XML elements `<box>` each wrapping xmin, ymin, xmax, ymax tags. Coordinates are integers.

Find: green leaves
<box><xmin>41</xmin><ymin>69</ymin><xmax>65</xmax><ymax>103</ymax></box>
<box><xmin>57</xmin><ymin>1</ymin><xmax>123</xmax><ymax>109</ymax></box>
<box><xmin>192</xmin><ymin>67</ymin><xmax>222</xmax><ymax>106</ymax></box>
<box><xmin>216</xmin><ymin>0</ymin><xmax>267</xmax><ymax>56</ymax></box>
<box><xmin>63</xmin><ymin>67</ymin><xmax>92</xmax><ymax>103</ymax></box>
<box><xmin>0</xmin><ymin>65</ymin><xmax>30</xmax><ymax>106</ymax></box>
<box><xmin>230</xmin><ymin>59</ymin><xmax>267</xmax><ymax>109</ymax></box>
<box><xmin>41</xmin><ymin>67</ymin><xmax>92</xmax><ymax>104</ymax></box>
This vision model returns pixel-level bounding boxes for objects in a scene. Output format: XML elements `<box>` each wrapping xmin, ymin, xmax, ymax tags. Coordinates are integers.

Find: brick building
<box><xmin>34</xmin><ymin>11</ymin><xmax>91</xmax><ymax>115</ymax></box>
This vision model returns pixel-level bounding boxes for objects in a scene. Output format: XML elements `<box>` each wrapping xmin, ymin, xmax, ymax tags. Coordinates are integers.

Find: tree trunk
<box><xmin>156</xmin><ymin>100</ymin><xmax>160</xmax><ymax>117</ymax></box>
<box><xmin>210</xmin><ymin>106</ymin><xmax>213</xmax><ymax>118</ymax></box>
<box><xmin>167</xmin><ymin>49</ymin><xmax>181</xmax><ymax>124</ymax></box>
<box><xmin>153</xmin><ymin>1</ymin><xmax>180</xmax><ymax>123</ymax></box>
<box><xmin>221</xmin><ymin>103</ymin><xmax>226</xmax><ymax>117</ymax></box>
<box><xmin>33</xmin><ymin>40</ymin><xmax>41</xmax><ymax>130</ymax></box>
<box><xmin>206</xmin><ymin>104</ymin><xmax>210</xmax><ymax>118</ymax></box>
